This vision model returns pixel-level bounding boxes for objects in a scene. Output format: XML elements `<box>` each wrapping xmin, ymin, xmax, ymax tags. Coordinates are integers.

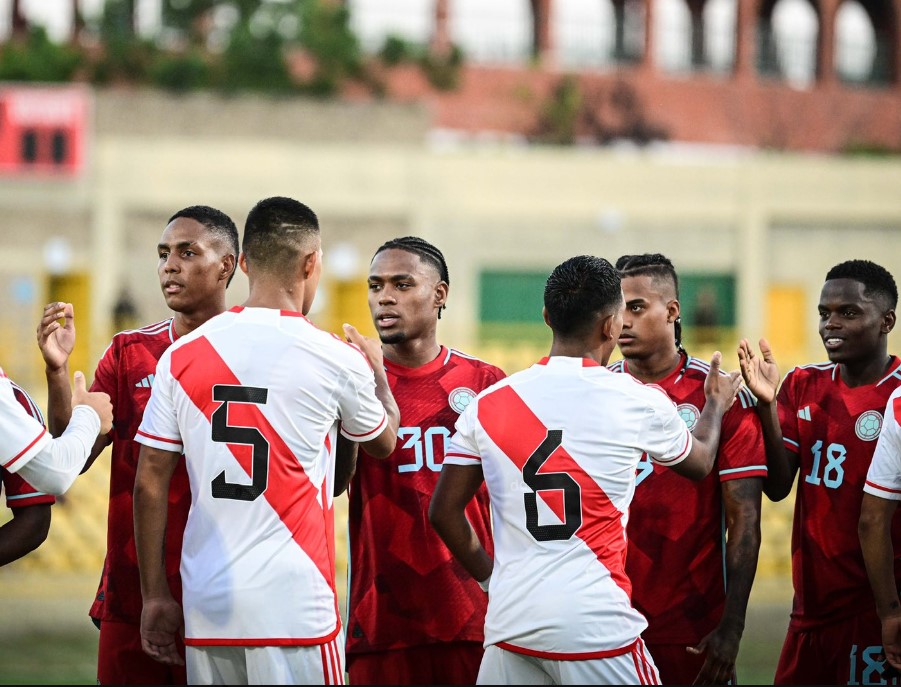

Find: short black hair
<box><xmin>616</xmin><ymin>253</ymin><xmax>685</xmax><ymax>353</ymax></box>
<box><xmin>825</xmin><ymin>259</ymin><xmax>898</xmax><ymax>311</ymax></box>
<box><xmin>168</xmin><ymin>205</ymin><xmax>239</xmax><ymax>286</ymax></box>
<box><xmin>544</xmin><ymin>255</ymin><xmax>622</xmax><ymax>338</ymax></box>
<box><xmin>373</xmin><ymin>236</ymin><xmax>449</xmax><ymax>285</ymax></box>
<box><xmin>243</xmin><ymin>197</ymin><xmax>320</xmax><ymax>277</ymax></box>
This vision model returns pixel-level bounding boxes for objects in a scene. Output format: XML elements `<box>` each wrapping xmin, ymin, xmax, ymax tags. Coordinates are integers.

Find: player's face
<box><xmin>368</xmin><ymin>248</ymin><xmax>447</xmax><ymax>346</ymax></box>
<box><xmin>618</xmin><ymin>274</ymin><xmax>678</xmax><ymax>359</ymax></box>
<box><xmin>818</xmin><ymin>278</ymin><xmax>891</xmax><ymax>364</ymax></box>
<box><xmin>157</xmin><ymin>218</ymin><xmax>229</xmax><ymax>313</ymax></box>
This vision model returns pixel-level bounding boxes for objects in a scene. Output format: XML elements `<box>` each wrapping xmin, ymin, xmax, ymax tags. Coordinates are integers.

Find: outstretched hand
<box><xmin>703</xmin><ymin>351</ymin><xmax>742</xmax><ymax>410</ymax></box>
<box><xmin>737</xmin><ymin>338</ymin><xmax>779</xmax><ymax>404</ymax></box>
<box><xmin>343</xmin><ymin>323</ymin><xmax>385</xmax><ymax>373</ymax></box>
<box><xmin>72</xmin><ymin>371</ymin><xmax>113</xmax><ymax>435</ymax></box>
<box><xmin>37</xmin><ymin>301</ymin><xmax>75</xmax><ymax>372</ymax></box>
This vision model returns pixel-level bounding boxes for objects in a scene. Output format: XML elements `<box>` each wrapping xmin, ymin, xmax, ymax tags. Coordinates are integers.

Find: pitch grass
<box><xmin>0</xmin><ymin>606</ymin><xmax>788</xmax><ymax>685</ymax></box>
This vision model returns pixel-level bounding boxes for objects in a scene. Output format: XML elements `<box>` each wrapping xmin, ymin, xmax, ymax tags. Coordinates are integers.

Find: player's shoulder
<box><xmin>109</xmin><ymin>318</ymin><xmax>175</xmax><ymax>350</ymax></box>
<box><xmin>8</xmin><ymin>379</ymin><xmax>44</xmax><ymax>423</ymax></box>
<box><xmin>446</xmin><ymin>348</ymin><xmax>506</xmax><ymax>378</ymax></box>
<box><xmin>785</xmin><ymin>361</ymin><xmax>835</xmax><ymax>381</ymax></box>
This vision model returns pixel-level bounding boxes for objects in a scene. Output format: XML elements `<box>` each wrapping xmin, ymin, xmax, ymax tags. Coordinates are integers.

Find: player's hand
<box><xmin>37</xmin><ymin>301</ymin><xmax>75</xmax><ymax>372</ymax></box>
<box><xmin>737</xmin><ymin>338</ymin><xmax>779</xmax><ymax>404</ymax></box>
<box><xmin>140</xmin><ymin>596</ymin><xmax>185</xmax><ymax>666</ymax></box>
<box><xmin>702</xmin><ymin>351</ymin><xmax>741</xmax><ymax>411</ymax></box>
<box><xmin>343</xmin><ymin>323</ymin><xmax>385</xmax><ymax>373</ymax></box>
<box><xmin>882</xmin><ymin>614</ymin><xmax>901</xmax><ymax>672</ymax></box>
<box><xmin>72</xmin><ymin>371</ymin><xmax>113</xmax><ymax>435</ymax></box>
<box><xmin>687</xmin><ymin>622</ymin><xmax>740</xmax><ymax>685</ymax></box>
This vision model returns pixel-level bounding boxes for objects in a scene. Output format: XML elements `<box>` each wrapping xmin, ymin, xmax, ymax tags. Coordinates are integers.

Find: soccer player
<box><xmin>345</xmin><ymin>236</ymin><xmax>506</xmax><ymax>685</ymax></box>
<box><xmin>37</xmin><ymin>205</ymin><xmax>239</xmax><ymax>685</ymax></box>
<box><xmin>1</xmin><ymin>366</ymin><xmax>112</xmax><ymax>496</ymax></box>
<box><xmin>738</xmin><ymin>259</ymin><xmax>900</xmax><ymax>685</ymax></box>
<box><xmin>1</xmin><ymin>376</ymin><xmax>53</xmax><ymax>567</ymax></box>
<box><xmin>134</xmin><ymin>196</ymin><xmax>399</xmax><ymax>685</ymax></box>
<box><xmin>611</xmin><ymin>254</ymin><xmax>766</xmax><ymax>685</ymax></box>
<box><xmin>430</xmin><ymin>255</ymin><xmax>741</xmax><ymax>685</ymax></box>
<box><xmin>859</xmin><ymin>384</ymin><xmax>901</xmax><ymax>672</ymax></box>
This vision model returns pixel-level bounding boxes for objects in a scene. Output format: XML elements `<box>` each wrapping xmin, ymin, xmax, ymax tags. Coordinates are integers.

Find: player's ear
<box><xmin>542</xmin><ymin>306</ymin><xmax>551</xmax><ymax>328</ymax></box>
<box><xmin>435</xmin><ymin>281</ymin><xmax>448</xmax><ymax>311</ymax></box>
<box><xmin>302</xmin><ymin>248</ymin><xmax>320</xmax><ymax>280</ymax></box>
<box><xmin>220</xmin><ymin>253</ymin><xmax>237</xmax><ymax>283</ymax></box>
<box><xmin>666</xmin><ymin>299</ymin><xmax>681</xmax><ymax>324</ymax></box>
<box><xmin>882</xmin><ymin>308</ymin><xmax>896</xmax><ymax>334</ymax></box>
<box><xmin>238</xmin><ymin>252</ymin><xmax>249</xmax><ymax>275</ymax></box>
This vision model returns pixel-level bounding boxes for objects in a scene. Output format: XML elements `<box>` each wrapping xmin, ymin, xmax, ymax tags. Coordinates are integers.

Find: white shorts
<box><xmin>477</xmin><ymin>639</ymin><xmax>660</xmax><ymax>685</ymax></box>
<box><xmin>186</xmin><ymin>633</ymin><xmax>344</xmax><ymax>685</ymax></box>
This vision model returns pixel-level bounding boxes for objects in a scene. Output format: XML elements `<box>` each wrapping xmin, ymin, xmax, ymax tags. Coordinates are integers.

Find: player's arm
<box><xmin>342</xmin><ymin>323</ymin><xmax>400</xmax><ymax>459</ymax></box>
<box><xmin>689</xmin><ymin>476</ymin><xmax>763</xmax><ymax>684</ymax></box>
<box><xmin>0</xmin><ymin>503</ymin><xmax>51</xmax><ymax>567</ymax></box>
<box><xmin>429</xmin><ymin>463</ymin><xmax>493</xmax><ymax>586</ymax></box>
<box><xmin>37</xmin><ymin>301</ymin><xmax>75</xmax><ymax>437</ymax></box>
<box><xmin>133</xmin><ymin>444</ymin><xmax>185</xmax><ymax>666</ymax></box>
<box><xmin>14</xmin><ymin>373</ymin><xmax>113</xmax><ymax>495</ymax></box>
<box><xmin>334</xmin><ymin>433</ymin><xmax>358</xmax><ymax>497</ymax></box>
<box><xmin>860</xmin><ymin>493</ymin><xmax>901</xmax><ymax>670</ymax></box>
<box><xmin>737</xmin><ymin>338</ymin><xmax>798</xmax><ymax>501</ymax></box>
<box><xmin>37</xmin><ymin>301</ymin><xmax>111</xmax><ymax>469</ymax></box>
<box><xmin>670</xmin><ymin>352</ymin><xmax>741</xmax><ymax>480</ymax></box>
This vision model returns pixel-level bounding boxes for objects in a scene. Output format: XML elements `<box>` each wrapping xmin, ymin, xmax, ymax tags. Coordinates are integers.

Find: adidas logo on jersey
<box><xmin>135</xmin><ymin>374</ymin><xmax>155</xmax><ymax>389</ymax></box>
<box><xmin>798</xmin><ymin>406</ymin><xmax>812</xmax><ymax>421</ymax></box>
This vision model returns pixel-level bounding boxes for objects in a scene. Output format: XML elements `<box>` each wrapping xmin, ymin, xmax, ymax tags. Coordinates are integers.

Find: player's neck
<box><xmin>625</xmin><ymin>348</ymin><xmax>682</xmax><ymax>384</ymax></box>
<box><xmin>839</xmin><ymin>351</ymin><xmax>893</xmax><ymax>388</ymax></box>
<box><xmin>383</xmin><ymin>338</ymin><xmax>442</xmax><ymax>369</ymax></box>
<box><xmin>243</xmin><ymin>278</ymin><xmax>306</xmax><ymax>314</ymax></box>
<box><xmin>173</xmin><ymin>300</ymin><xmax>226</xmax><ymax>338</ymax></box>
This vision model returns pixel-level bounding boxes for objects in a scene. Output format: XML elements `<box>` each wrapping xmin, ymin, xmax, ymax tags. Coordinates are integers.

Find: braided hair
<box><xmin>373</xmin><ymin>236</ymin><xmax>450</xmax><ymax>318</ymax></box>
<box><xmin>615</xmin><ymin>253</ymin><xmax>686</xmax><ymax>354</ymax></box>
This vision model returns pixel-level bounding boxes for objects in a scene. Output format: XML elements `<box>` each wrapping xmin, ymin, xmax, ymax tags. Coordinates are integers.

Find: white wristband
<box><xmin>477</xmin><ymin>574</ymin><xmax>491</xmax><ymax>593</ymax></box>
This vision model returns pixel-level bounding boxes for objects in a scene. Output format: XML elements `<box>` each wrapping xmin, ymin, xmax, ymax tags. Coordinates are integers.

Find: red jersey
<box><xmin>2</xmin><ymin>379</ymin><xmax>55</xmax><ymax>509</ymax></box>
<box><xmin>346</xmin><ymin>346</ymin><xmax>505</xmax><ymax>654</ymax></box>
<box><xmin>777</xmin><ymin>356</ymin><xmax>901</xmax><ymax>629</ymax></box>
<box><xmin>89</xmin><ymin>319</ymin><xmax>190</xmax><ymax>624</ymax></box>
<box><xmin>610</xmin><ymin>355</ymin><xmax>766</xmax><ymax>643</ymax></box>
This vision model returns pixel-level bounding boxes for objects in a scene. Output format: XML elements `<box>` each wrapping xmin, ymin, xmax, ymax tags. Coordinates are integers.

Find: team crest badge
<box><xmin>677</xmin><ymin>403</ymin><xmax>700</xmax><ymax>431</ymax></box>
<box><xmin>855</xmin><ymin>410</ymin><xmax>883</xmax><ymax>441</ymax></box>
<box><xmin>448</xmin><ymin>387</ymin><xmax>476</xmax><ymax>414</ymax></box>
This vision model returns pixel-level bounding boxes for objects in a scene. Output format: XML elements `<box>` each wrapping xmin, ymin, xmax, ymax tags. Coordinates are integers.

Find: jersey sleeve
<box><xmin>717</xmin><ymin>390</ymin><xmax>768</xmax><ymax>482</ymax></box>
<box><xmin>0</xmin><ymin>372</ymin><xmax>51</xmax><ymax>474</ymax></box>
<box><xmin>336</xmin><ymin>353</ymin><xmax>388</xmax><ymax>443</ymax></box>
<box><xmin>641</xmin><ymin>387</ymin><xmax>693</xmax><ymax>467</ymax></box>
<box><xmin>134</xmin><ymin>352</ymin><xmax>183</xmax><ymax>452</ymax></box>
<box><xmin>864</xmin><ymin>391</ymin><xmax>901</xmax><ymax>500</ymax></box>
<box><xmin>445</xmin><ymin>397</ymin><xmax>482</xmax><ymax>466</ymax></box>
<box><xmin>2</xmin><ymin>469</ymin><xmax>55</xmax><ymax>508</ymax></box>
<box><xmin>776</xmin><ymin>369</ymin><xmax>800</xmax><ymax>454</ymax></box>
<box><xmin>3</xmin><ymin>381</ymin><xmax>55</xmax><ymax>507</ymax></box>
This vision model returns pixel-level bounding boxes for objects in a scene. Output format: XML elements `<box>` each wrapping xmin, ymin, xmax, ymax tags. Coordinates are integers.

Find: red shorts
<box><xmin>97</xmin><ymin>619</ymin><xmax>187</xmax><ymax>685</ymax></box>
<box><xmin>645</xmin><ymin>642</ymin><xmax>728</xmax><ymax>686</ymax></box>
<box><xmin>774</xmin><ymin>607</ymin><xmax>885</xmax><ymax>685</ymax></box>
<box><xmin>347</xmin><ymin>641</ymin><xmax>483</xmax><ymax>685</ymax></box>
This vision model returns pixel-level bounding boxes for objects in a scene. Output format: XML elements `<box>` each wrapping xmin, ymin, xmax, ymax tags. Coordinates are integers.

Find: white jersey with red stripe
<box><xmin>136</xmin><ymin>306</ymin><xmax>388</xmax><ymax>646</ymax></box>
<box><xmin>0</xmin><ymin>366</ymin><xmax>51</xmax><ymax>474</ymax></box>
<box><xmin>865</xmin><ymin>385</ymin><xmax>901</xmax><ymax>500</ymax></box>
<box><xmin>444</xmin><ymin>356</ymin><xmax>693</xmax><ymax>657</ymax></box>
